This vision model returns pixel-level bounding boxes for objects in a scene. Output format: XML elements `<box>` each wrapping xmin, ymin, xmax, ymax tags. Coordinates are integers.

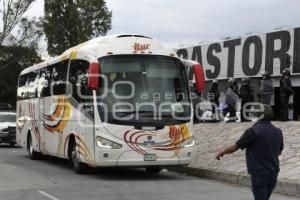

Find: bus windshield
<box><xmin>97</xmin><ymin>55</ymin><xmax>191</xmax><ymax>125</ymax></box>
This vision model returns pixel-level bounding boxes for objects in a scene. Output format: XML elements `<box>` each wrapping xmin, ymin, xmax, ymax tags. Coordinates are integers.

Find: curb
<box><xmin>168</xmin><ymin>166</ymin><xmax>300</xmax><ymax>198</ymax></box>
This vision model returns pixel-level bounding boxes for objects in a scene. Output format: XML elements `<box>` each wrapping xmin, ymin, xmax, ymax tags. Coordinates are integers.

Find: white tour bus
<box><xmin>16</xmin><ymin>34</ymin><xmax>205</xmax><ymax>173</ymax></box>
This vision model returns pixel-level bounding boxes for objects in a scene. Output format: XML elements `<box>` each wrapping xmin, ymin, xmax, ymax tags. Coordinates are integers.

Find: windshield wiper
<box><xmin>115</xmin><ymin>111</ymin><xmax>155</xmax><ymax>118</ymax></box>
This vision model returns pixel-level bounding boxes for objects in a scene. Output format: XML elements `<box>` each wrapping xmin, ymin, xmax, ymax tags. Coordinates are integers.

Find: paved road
<box><xmin>0</xmin><ymin>145</ymin><xmax>297</xmax><ymax>200</ymax></box>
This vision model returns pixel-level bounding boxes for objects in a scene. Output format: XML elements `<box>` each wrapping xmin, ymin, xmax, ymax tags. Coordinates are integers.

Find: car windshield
<box><xmin>0</xmin><ymin>114</ymin><xmax>16</xmax><ymax>122</ymax></box>
<box><xmin>97</xmin><ymin>55</ymin><xmax>191</xmax><ymax>125</ymax></box>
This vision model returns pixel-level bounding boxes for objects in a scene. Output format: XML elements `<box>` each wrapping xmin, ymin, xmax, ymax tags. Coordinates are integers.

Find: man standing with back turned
<box><xmin>216</xmin><ymin>105</ymin><xmax>283</xmax><ymax>200</ymax></box>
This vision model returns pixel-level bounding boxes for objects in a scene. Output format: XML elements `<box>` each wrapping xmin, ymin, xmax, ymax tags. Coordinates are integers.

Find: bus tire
<box><xmin>145</xmin><ymin>167</ymin><xmax>162</xmax><ymax>174</ymax></box>
<box><xmin>27</xmin><ymin>133</ymin><xmax>40</xmax><ymax>160</ymax></box>
<box><xmin>70</xmin><ymin>139</ymin><xmax>87</xmax><ymax>174</ymax></box>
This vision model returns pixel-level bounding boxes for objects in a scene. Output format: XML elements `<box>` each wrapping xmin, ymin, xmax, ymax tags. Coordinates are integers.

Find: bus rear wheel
<box><xmin>70</xmin><ymin>142</ymin><xmax>87</xmax><ymax>174</ymax></box>
<box><xmin>145</xmin><ymin>167</ymin><xmax>162</xmax><ymax>174</ymax></box>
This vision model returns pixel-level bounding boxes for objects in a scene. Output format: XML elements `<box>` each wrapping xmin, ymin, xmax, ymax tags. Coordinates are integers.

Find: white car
<box><xmin>0</xmin><ymin>112</ymin><xmax>16</xmax><ymax>146</ymax></box>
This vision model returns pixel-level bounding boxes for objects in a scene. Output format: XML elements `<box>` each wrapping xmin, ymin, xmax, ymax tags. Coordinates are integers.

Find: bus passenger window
<box><xmin>26</xmin><ymin>71</ymin><xmax>38</xmax><ymax>98</ymax></box>
<box><xmin>53</xmin><ymin>61</ymin><xmax>68</xmax><ymax>95</ymax></box>
<box><xmin>17</xmin><ymin>74</ymin><xmax>28</xmax><ymax>100</ymax></box>
<box><xmin>69</xmin><ymin>60</ymin><xmax>90</xmax><ymax>102</ymax></box>
<box><xmin>37</xmin><ymin>69</ymin><xmax>47</xmax><ymax>98</ymax></box>
<box><xmin>41</xmin><ymin>67</ymin><xmax>52</xmax><ymax>97</ymax></box>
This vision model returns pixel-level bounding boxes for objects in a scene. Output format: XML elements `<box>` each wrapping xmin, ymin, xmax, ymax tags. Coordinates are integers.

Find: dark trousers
<box><xmin>241</xmin><ymin>100</ymin><xmax>250</xmax><ymax>122</ymax></box>
<box><xmin>228</xmin><ymin>104</ymin><xmax>236</xmax><ymax>118</ymax></box>
<box><xmin>280</xmin><ymin>95</ymin><xmax>289</xmax><ymax>121</ymax></box>
<box><xmin>250</xmin><ymin>171</ymin><xmax>278</xmax><ymax>200</ymax></box>
<box><xmin>211</xmin><ymin>100</ymin><xmax>219</xmax><ymax>120</ymax></box>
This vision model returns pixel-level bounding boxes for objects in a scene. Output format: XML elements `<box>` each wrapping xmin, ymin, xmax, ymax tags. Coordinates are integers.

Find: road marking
<box><xmin>12</xmin><ymin>151</ymin><xmax>16</xmax><ymax>153</ymax></box>
<box><xmin>38</xmin><ymin>191</ymin><xmax>60</xmax><ymax>200</ymax></box>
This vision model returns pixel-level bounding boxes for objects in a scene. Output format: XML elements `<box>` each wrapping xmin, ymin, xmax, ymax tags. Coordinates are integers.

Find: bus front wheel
<box><xmin>70</xmin><ymin>142</ymin><xmax>87</xmax><ymax>174</ymax></box>
<box><xmin>27</xmin><ymin>134</ymin><xmax>40</xmax><ymax>160</ymax></box>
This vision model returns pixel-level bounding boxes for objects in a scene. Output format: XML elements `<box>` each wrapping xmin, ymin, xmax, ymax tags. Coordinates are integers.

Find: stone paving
<box><xmin>192</xmin><ymin>121</ymin><xmax>300</xmax><ymax>183</ymax></box>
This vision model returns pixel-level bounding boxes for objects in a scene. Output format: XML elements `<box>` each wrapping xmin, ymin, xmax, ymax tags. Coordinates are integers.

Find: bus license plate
<box><xmin>144</xmin><ymin>154</ymin><xmax>157</xmax><ymax>161</ymax></box>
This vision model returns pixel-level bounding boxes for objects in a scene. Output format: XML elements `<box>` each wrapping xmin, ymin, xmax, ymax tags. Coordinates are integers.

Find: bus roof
<box><xmin>20</xmin><ymin>34</ymin><xmax>177</xmax><ymax>75</ymax></box>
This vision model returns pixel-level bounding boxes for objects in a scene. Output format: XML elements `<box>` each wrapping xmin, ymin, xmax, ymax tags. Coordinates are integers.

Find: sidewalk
<box><xmin>172</xmin><ymin>121</ymin><xmax>300</xmax><ymax>197</ymax></box>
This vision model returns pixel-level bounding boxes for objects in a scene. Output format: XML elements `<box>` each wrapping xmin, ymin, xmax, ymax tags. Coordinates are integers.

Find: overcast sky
<box><xmin>27</xmin><ymin>0</ymin><xmax>300</xmax><ymax>48</ymax></box>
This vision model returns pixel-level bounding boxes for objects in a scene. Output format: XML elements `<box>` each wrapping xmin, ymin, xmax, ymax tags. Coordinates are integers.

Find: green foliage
<box><xmin>0</xmin><ymin>45</ymin><xmax>41</xmax><ymax>107</ymax></box>
<box><xmin>7</xmin><ymin>17</ymin><xmax>44</xmax><ymax>49</ymax></box>
<box><xmin>0</xmin><ymin>0</ymin><xmax>41</xmax><ymax>46</ymax></box>
<box><xmin>0</xmin><ymin>0</ymin><xmax>42</xmax><ymax>107</ymax></box>
<box><xmin>44</xmin><ymin>0</ymin><xmax>112</xmax><ymax>56</ymax></box>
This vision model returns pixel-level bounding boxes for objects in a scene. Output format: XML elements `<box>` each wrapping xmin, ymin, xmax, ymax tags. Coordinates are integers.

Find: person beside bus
<box><xmin>258</xmin><ymin>71</ymin><xmax>274</xmax><ymax>106</ymax></box>
<box><xmin>225</xmin><ymin>78</ymin><xmax>239</xmax><ymax>121</ymax></box>
<box><xmin>239</xmin><ymin>78</ymin><xmax>254</xmax><ymax>122</ymax></box>
<box><xmin>280</xmin><ymin>69</ymin><xmax>294</xmax><ymax>121</ymax></box>
<box><xmin>216</xmin><ymin>105</ymin><xmax>283</xmax><ymax>200</ymax></box>
<box><xmin>208</xmin><ymin>80</ymin><xmax>220</xmax><ymax>121</ymax></box>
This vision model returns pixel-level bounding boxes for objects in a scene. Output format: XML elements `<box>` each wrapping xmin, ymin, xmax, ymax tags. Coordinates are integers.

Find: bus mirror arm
<box><xmin>88</xmin><ymin>62</ymin><xmax>101</xmax><ymax>90</ymax></box>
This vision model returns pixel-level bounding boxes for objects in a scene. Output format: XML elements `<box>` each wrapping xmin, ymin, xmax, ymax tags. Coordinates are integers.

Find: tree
<box><xmin>7</xmin><ymin>17</ymin><xmax>44</xmax><ymax>48</ymax></box>
<box><xmin>0</xmin><ymin>0</ymin><xmax>42</xmax><ymax>48</ymax></box>
<box><xmin>43</xmin><ymin>0</ymin><xmax>112</xmax><ymax>56</ymax></box>
<box><xmin>0</xmin><ymin>45</ymin><xmax>41</xmax><ymax>106</ymax></box>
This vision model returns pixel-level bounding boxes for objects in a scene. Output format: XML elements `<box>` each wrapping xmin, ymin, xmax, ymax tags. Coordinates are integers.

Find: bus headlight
<box><xmin>176</xmin><ymin>137</ymin><xmax>195</xmax><ymax>148</ymax></box>
<box><xmin>96</xmin><ymin>136</ymin><xmax>122</xmax><ymax>149</ymax></box>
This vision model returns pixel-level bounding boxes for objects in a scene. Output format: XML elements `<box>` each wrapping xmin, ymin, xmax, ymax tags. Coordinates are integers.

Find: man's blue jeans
<box><xmin>250</xmin><ymin>170</ymin><xmax>278</xmax><ymax>200</ymax></box>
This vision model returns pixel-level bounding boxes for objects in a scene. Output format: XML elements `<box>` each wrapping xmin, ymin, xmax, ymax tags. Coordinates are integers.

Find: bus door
<box><xmin>69</xmin><ymin>59</ymin><xmax>95</xmax><ymax>164</ymax></box>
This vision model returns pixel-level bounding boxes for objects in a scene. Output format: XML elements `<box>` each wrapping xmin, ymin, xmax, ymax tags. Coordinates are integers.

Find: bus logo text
<box><xmin>133</xmin><ymin>43</ymin><xmax>150</xmax><ymax>51</ymax></box>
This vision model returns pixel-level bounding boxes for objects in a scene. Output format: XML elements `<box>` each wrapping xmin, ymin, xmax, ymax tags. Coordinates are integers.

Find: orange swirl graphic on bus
<box><xmin>123</xmin><ymin>124</ymin><xmax>191</xmax><ymax>155</ymax></box>
<box><xmin>42</xmin><ymin>96</ymin><xmax>71</xmax><ymax>133</ymax></box>
<box><xmin>43</xmin><ymin>97</ymin><xmax>65</xmax><ymax>121</ymax></box>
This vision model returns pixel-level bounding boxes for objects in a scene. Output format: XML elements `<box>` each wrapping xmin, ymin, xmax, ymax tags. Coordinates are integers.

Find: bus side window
<box><xmin>41</xmin><ymin>66</ymin><xmax>52</xmax><ymax>97</ymax></box>
<box><xmin>69</xmin><ymin>60</ymin><xmax>90</xmax><ymax>102</ymax></box>
<box><xmin>52</xmin><ymin>61</ymin><xmax>68</xmax><ymax>95</ymax></box>
<box><xmin>37</xmin><ymin>69</ymin><xmax>47</xmax><ymax>98</ymax></box>
<box><xmin>17</xmin><ymin>74</ymin><xmax>28</xmax><ymax>100</ymax></box>
<box><xmin>40</xmin><ymin>61</ymin><xmax>68</xmax><ymax>97</ymax></box>
<box><xmin>26</xmin><ymin>71</ymin><xmax>38</xmax><ymax>98</ymax></box>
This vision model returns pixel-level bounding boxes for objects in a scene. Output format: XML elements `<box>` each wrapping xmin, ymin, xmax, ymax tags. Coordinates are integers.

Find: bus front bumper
<box><xmin>94</xmin><ymin>146</ymin><xmax>194</xmax><ymax>167</ymax></box>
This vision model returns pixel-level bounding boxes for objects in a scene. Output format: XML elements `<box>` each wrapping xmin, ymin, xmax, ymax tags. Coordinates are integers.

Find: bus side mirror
<box><xmin>88</xmin><ymin>62</ymin><xmax>100</xmax><ymax>90</ymax></box>
<box><xmin>192</xmin><ymin>64</ymin><xmax>205</xmax><ymax>93</ymax></box>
